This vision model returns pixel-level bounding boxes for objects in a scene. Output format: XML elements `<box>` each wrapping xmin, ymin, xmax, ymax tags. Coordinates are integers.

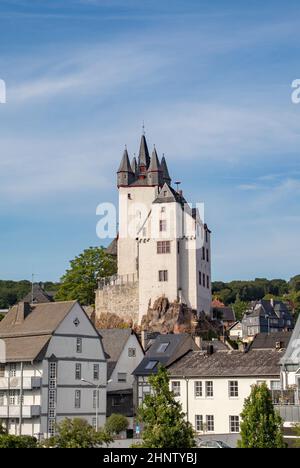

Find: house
<box><xmin>21</xmin><ymin>283</ymin><xmax>55</xmax><ymax>304</ymax></box>
<box><xmin>98</xmin><ymin>328</ymin><xmax>144</xmax><ymax>424</ymax></box>
<box><xmin>279</xmin><ymin>313</ymin><xmax>300</xmax><ymax>432</ymax></box>
<box><xmin>96</xmin><ymin>134</ymin><xmax>212</xmax><ymax>330</ymax></box>
<box><xmin>212</xmin><ymin>299</ymin><xmax>236</xmax><ymax>329</ymax></box>
<box><xmin>133</xmin><ymin>333</ymin><xmax>199</xmax><ymax>407</ymax></box>
<box><xmin>228</xmin><ymin>321</ymin><xmax>243</xmax><ymax>341</ymax></box>
<box><xmin>249</xmin><ymin>331</ymin><xmax>292</xmax><ymax>351</ymax></box>
<box><xmin>242</xmin><ymin>299</ymin><xmax>293</xmax><ymax>340</ymax></box>
<box><xmin>0</xmin><ymin>301</ymin><xmax>106</xmax><ymax>438</ymax></box>
<box><xmin>168</xmin><ymin>347</ymin><xmax>285</xmax><ymax>447</ymax></box>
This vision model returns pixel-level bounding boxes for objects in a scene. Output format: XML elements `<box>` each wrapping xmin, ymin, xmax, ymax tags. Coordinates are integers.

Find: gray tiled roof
<box><xmin>22</xmin><ymin>283</ymin><xmax>54</xmax><ymax>304</ymax></box>
<box><xmin>168</xmin><ymin>349</ymin><xmax>283</xmax><ymax>378</ymax></box>
<box><xmin>0</xmin><ymin>301</ymin><xmax>77</xmax><ymax>338</ymax></box>
<box><xmin>133</xmin><ymin>333</ymin><xmax>199</xmax><ymax>376</ymax></box>
<box><xmin>250</xmin><ymin>332</ymin><xmax>292</xmax><ymax>350</ymax></box>
<box><xmin>98</xmin><ymin>328</ymin><xmax>134</xmax><ymax>378</ymax></box>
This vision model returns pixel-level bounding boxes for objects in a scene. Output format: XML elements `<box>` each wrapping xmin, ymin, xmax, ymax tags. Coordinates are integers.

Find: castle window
<box><xmin>203</xmin><ymin>273</ymin><xmax>205</xmax><ymax>286</ymax></box>
<box><xmin>128</xmin><ymin>193</ymin><xmax>132</xmax><ymax>200</ymax></box>
<box><xmin>206</xmin><ymin>249</ymin><xmax>209</xmax><ymax>262</ymax></box>
<box><xmin>199</xmin><ymin>272</ymin><xmax>202</xmax><ymax>285</ymax></box>
<box><xmin>161</xmin><ymin>207</ymin><xmax>165</xmax><ymax>213</ymax></box>
<box><xmin>158</xmin><ymin>270</ymin><xmax>168</xmax><ymax>282</ymax></box>
<box><xmin>159</xmin><ymin>220</ymin><xmax>167</xmax><ymax>232</ymax></box>
<box><xmin>157</xmin><ymin>241</ymin><xmax>171</xmax><ymax>254</ymax></box>
<box><xmin>205</xmin><ymin>230</ymin><xmax>208</xmax><ymax>243</ymax></box>
<box><xmin>207</xmin><ymin>276</ymin><xmax>210</xmax><ymax>289</ymax></box>
<box><xmin>202</xmin><ymin>247</ymin><xmax>205</xmax><ymax>260</ymax></box>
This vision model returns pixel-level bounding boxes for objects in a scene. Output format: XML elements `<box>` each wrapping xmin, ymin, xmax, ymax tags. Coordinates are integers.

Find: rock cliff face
<box><xmin>141</xmin><ymin>296</ymin><xmax>219</xmax><ymax>336</ymax></box>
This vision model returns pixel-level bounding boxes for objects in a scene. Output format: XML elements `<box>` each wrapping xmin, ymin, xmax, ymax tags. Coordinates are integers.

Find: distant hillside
<box><xmin>0</xmin><ymin>280</ymin><xmax>60</xmax><ymax>309</ymax></box>
<box><xmin>212</xmin><ymin>276</ymin><xmax>300</xmax><ymax>320</ymax></box>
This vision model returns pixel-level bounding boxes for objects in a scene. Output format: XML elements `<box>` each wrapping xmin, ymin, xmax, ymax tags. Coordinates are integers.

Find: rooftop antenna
<box><xmin>175</xmin><ymin>181</ymin><xmax>181</xmax><ymax>192</ymax></box>
<box><xmin>31</xmin><ymin>273</ymin><xmax>35</xmax><ymax>304</ymax></box>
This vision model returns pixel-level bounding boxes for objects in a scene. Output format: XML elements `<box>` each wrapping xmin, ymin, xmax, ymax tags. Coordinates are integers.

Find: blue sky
<box><xmin>0</xmin><ymin>0</ymin><xmax>300</xmax><ymax>282</ymax></box>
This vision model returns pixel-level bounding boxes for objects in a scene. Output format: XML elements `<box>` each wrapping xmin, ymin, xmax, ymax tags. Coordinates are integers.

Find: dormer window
<box><xmin>157</xmin><ymin>343</ymin><xmax>169</xmax><ymax>353</ymax></box>
<box><xmin>145</xmin><ymin>360</ymin><xmax>158</xmax><ymax>370</ymax></box>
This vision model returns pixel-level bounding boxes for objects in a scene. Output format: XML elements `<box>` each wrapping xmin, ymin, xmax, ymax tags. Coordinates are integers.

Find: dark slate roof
<box><xmin>22</xmin><ymin>283</ymin><xmax>54</xmax><ymax>304</ymax></box>
<box><xmin>148</xmin><ymin>148</ymin><xmax>161</xmax><ymax>172</ymax></box>
<box><xmin>98</xmin><ymin>328</ymin><xmax>142</xmax><ymax>378</ymax></box>
<box><xmin>133</xmin><ymin>333</ymin><xmax>199</xmax><ymax>376</ymax></box>
<box><xmin>138</xmin><ymin>135</ymin><xmax>150</xmax><ymax>168</ymax></box>
<box><xmin>160</xmin><ymin>156</ymin><xmax>171</xmax><ymax>183</ymax></box>
<box><xmin>244</xmin><ymin>300</ymin><xmax>292</xmax><ymax>321</ymax></box>
<box><xmin>118</xmin><ymin>149</ymin><xmax>134</xmax><ymax>173</ymax></box>
<box><xmin>168</xmin><ymin>349</ymin><xmax>283</xmax><ymax>378</ymax></box>
<box><xmin>153</xmin><ymin>183</ymin><xmax>187</xmax><ymax>205</ymax></box>
<box><xmin>214</xmin><ymin>307</ymin><xmax>236</xmax><ymax>322</ymax></box>
<box><xmin>131</xmin><ymin>157</ymin><xmax>138</xmax><ymax>174</ymax></box>
<box><xmin>249</xmin><ymin>332</ymin><xmax>292</xmax><ymax>350</ymax></box>
<box><xmin>202</xmin><ymin>340</ymin><xmax>228</xmax><ymax>352</ymax></box>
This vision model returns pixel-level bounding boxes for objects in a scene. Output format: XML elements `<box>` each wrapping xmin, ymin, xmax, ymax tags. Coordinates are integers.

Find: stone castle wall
<box><xmin>95</xmin><ymin>281</ymin><xmax>139</xmax><ymax>326</ymax></box>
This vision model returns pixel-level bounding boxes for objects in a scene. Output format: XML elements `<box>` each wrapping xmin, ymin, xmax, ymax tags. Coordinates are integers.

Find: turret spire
<box><xmin>117</xmin><ymin>147</ymin><xmax>134</xmax><ymax>187</ymax></box>
<box><xmin>138</xmin><ymin>135</ymin><xmax>150</xmax><ymax>169</ymax></box>
<box><xmin>160</xmin><ymin>155</ymin><xmax>171</xmax><ymax>185</ymax></box>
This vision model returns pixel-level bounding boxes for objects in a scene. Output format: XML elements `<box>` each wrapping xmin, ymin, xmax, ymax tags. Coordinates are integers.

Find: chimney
<box><xmin>276</xmin><ymin>341</ymin><xmax>283</xmax><ymax>350</ymax></box>
<box><xmin>194</xmin><ymin>335</ymin><xmax>202</xmax><ymax>349</ymax></box>
<box><xmin>206</xmin><ymin>344</ymin><xmax>214</xmax><ymax>356</ymax></box>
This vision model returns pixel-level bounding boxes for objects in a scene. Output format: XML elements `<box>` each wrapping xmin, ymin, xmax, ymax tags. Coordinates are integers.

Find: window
<box><xmin>206</xmin><ymin>275</ymin><xmax>210</xmax><ymax>289</ymax></box>
<box><xmin>194</xmin><ymin>381</ymin><xmax>203</xmax><ymax>397</ymax></box>
<box><xmin>157</xmin><ymin>241</ymin><xmax>171</xmax><ymax>254</ymax></box>
<box><xmin>205</xmin><ymin>381</ymin><xmax>213</xmax><ymax>397</ymax></box>
<box><xmin>93</xmin><ymin>390</ymin><xmax>99</xmax><ymax>409</ymax></box>
<box><xmin>202</xmin><ymin>247</ymin><xmax>205</xmax><ymax>260</ymax></box>
<box><xmin>112</xmin><ymin>395</ymin><xmax>125</xmax><ymax>407</ymax></box>
<box><xmin>159</xmin><ymin>220</ymin><xmax>167</xmax><ymax>232</ymax></box>
<box><xmin>9</xmin><ymin>363</ymin><xmax>16</xmax><ymax>377</ymax></box>
<box><xmin>75</xmin><ymin>363</ymin><xmax>82</xmax><ymax>380</ymax></box>
<box><xmin>157</xmin><ymin>343</ymin><xmax>169</xmax><ymax>353</ymax></box>
<box><xmin>0</xmin><ymin>391</ymin><xmax>4</xmax><ymax>406</ymax></box>
<box><xmin>48</xmin><ymin>390</ymin><xmax>56</xmax><ymax>409</ymax></box>
<box><xmin>206</xmin><ymin>415</ymin><xmax>214</xmax><ymax>432</ymax></box>
<box><xmin>0</xmin><ymin>364</ymin><xmax>4</xmax><ymax>378</ymax></box>
<box><xmin>199</xmin><ymin>272</ymin><xmax>202</xmax><ymax>285</ymax></box>
<box><xmin>270</xmin><ymin>380</ymin><xmax>281</xmax><ymax>391</ymax></box>
<box><xmin>128</xmin><ymin>348</ymin><xmax>136</xmax><ymax>358</ymax></box>
<box><xmin>9</xmin><ymin>390</ymin><xmax>16</xmax><ymax>405</ymax></box>
<box><xmin>229</xmin><ymin>381</ymin><xmax>239</xmax><ymax>398</ymax></box>
<box><xmin>128</xmin><ymin>193</ymin><xmax>132</xmax><ymax>200</ymax></box>
<box><xmin>177</xmin><ymin>241</ymin><xmax>180</xmax><ymax>254</ymax></box>
<box><xmin>161</xmin><ymin>207</ymin><xmax>165</xmax><ymax>213</ymax></box>
<box><xmin>206</xmin><ymin>249</ymin><xmax>209</xmax><ymax>262</ymax></box>
<box><xmin>118</xmin><ymin>373</ymin><xmax>127</xmax><ymax>382</ymax></box>
<box><xmin>92</xmin><ymin>418</ymin><xmax>97</xmax><ymax>429</ymax></box>
<box><xmin>93</xmin><ymin>364</ymin><xmax>99</xmax><ymax>380</ymax></box>
<box><xmin>76</xmin><ymin>337</ymin><xmax>82</xmax><ymax>354</ymax></box>
<box><xmin>172</xmin><ymin>381</ymin><xmax>181</xmax><ymax>397</ymax></box>
<box><xmin>158</xmin><ymin>270</ymin><xmax>168</xmax><ymax>282</ymax></box>
<box><xmin>195</xmin><ymin>415</ymin><xmax>203</xmax><ymax>432</ymax></box>
<box><xmin>229</xmin><ymin>416</ymin><xmax>240</xmax><ymax>433</ymax></box>
<box><xmin>145</xmin><ymin>361</ymin><xmax>158</xmax><ymax>371</ymax></box>
<box><xmin>49</xmin><ymin>362</ymin><xmax>57</xmax><ymax>380</ymax></box>
<box><xmin>48</xmin><ymin>419</ymin><xmax>56</xmax><ymax>437</ymax></box>
<box><xmin>203</xmin><ymin>273</ymin><xmax>206</xmax><ymax>287</ymax></box>
<box><xmin>75</xmin><ymin>390</ymin><xmax>81</xmax><ymax>408</ymax></box>
<box><xmin>205</xmin><ymin>230</ymin><xmax>208</xmax><ymax>243</ymax></box>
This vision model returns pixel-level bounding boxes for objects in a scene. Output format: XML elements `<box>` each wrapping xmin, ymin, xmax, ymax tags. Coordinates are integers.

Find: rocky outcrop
<box><xmin>141</xmin><ymin>296</ymin><xmax>220</xmax><ymax>336</ymax></box>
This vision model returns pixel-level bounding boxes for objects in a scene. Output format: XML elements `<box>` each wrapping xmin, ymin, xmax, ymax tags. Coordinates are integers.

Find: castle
<box><xmin>95</xmin><ymin>134</ymin><xmax>212</xmax><ymax>330</ymax></box>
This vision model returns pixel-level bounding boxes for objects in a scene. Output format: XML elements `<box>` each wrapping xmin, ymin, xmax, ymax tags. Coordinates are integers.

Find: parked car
<box><xmin>197</xmin><ymin>439</ymin><xmax>232</xmax><ymax>449</ymax></box>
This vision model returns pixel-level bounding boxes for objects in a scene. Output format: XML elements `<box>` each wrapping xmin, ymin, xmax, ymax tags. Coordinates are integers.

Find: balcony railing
<box><xmin>0</xmin><ymin>376</ymin><xmax>41</xmax><ymax>390</ymax></box>
<box><xmin>98</xmin><ymin>273</ymin><xmax>138</xmax><ymax>290</ymax></box>
<box><xmin>0</xmin><ymin>405</ymin><xmax>41</xmax><ymax>418</ymax></box>
<box><xmin>276</xmin><ymin>405</ymin><xmax>300</xmax><ymax>423</ymax></box>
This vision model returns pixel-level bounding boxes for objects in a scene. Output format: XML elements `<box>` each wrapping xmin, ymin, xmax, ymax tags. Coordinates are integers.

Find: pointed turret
<box><xmin>138</xmin><ymin>135</ymin><xmax>150</xmax><ymax>171</ymax></box>
<box><xmin>131</xmin><ymin>156</ymin><xmax>138</xmax><ymax>175</ymax></box>
<box><xmin>160</xmin><ymin>155</ymin><xmax>172</xmax><ymax>185</ymax></box>
<box><xmin>147</xmin><ymin>147</ymin><xmax>163</xmax><ymax>186</ymax></box>
<box><xmin>117</xmin><ymin>147</ymin><xmax>134</xmax><ymax>187</ymax></box>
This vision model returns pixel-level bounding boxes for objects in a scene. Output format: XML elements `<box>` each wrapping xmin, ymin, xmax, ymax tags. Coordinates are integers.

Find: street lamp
<box><xmin>81</xmin><ymin>378</ymin><xmax>112</xmax><ymax>432</ymax></box>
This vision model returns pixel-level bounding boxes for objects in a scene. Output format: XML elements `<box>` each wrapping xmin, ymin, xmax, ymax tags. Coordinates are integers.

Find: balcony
<box><xmin>276</xmin><ymin>405</ymin><xmax>300</xmax><ymax>423</ymax></box>
<box><xmin>273</xmin><ymin>390</ymin><xmax>300</xmax><ymax>423</ymax></box>
<box><xmin>0</xmin><ymin>376</ymin><xmax>41</xmax><ymax>390</ymax></box>
<box><xmin>0</xmin><ymin>405</ymin><xmax>41</xmax><ymax>418</ymax></box>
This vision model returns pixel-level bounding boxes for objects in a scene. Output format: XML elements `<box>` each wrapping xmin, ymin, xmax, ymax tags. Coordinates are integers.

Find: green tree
<box><xmin>56</xmin><ymin>247</ymin><xmax>117</xmax><ymax>305</ymax></box>
<box><xmin>0</xmin><ymin>434</ymin><xmax>37</xmax><ymax>448</ymax></box>
<box><xmin>238</xmin><ymin>383</ymin><xmax>286</xmax><ymax>448</ymax></box>
<box><xmin>105</xmin><ymin>414</ymin><xmax>129</xmax><ymax>436</ymax></box>
<box><xmin>232</xmin><ymin>297</ymin><xmax>249</xmax><ymax>321</ymax></box>
<box><xmin>292</xmin><ymin>424</ymin><xmax>300</xmax><ymax>448</ymax></box>
<box><xmin>44</xmin><ymin>418</ymin><xmax>112</xmax><ymax>448</ymax></box>
<box><xmin>137</xmin><ymin>366</ymin><xmax>195</xmax><ymax>448</ymax></box>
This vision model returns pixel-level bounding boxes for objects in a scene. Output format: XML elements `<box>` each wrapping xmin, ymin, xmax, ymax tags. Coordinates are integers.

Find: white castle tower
<box><xmin>96</xmin><ymin>134</ymin><xmax>212</xmax><ymax>327</ymax></box>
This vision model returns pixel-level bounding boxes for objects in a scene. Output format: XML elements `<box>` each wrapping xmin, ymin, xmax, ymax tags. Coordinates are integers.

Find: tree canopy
<box><xmin>238</xmin><ymin>383</ymin><xmax>286</xmax><ymax>448</ymax></box>
<box><xmin>105</xmin><ymin>414</ymin><xmax>129</xmax><ymax>436</ymax></box>
<box><xmin>137</xmin><ymin>366</ymin><xmax>195</xmax><ymax>448</ymax></box>
<box><xmin>56</xmin><ymin>246</ymin><xmax>117</xmax><ymax>306</ymax></box>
